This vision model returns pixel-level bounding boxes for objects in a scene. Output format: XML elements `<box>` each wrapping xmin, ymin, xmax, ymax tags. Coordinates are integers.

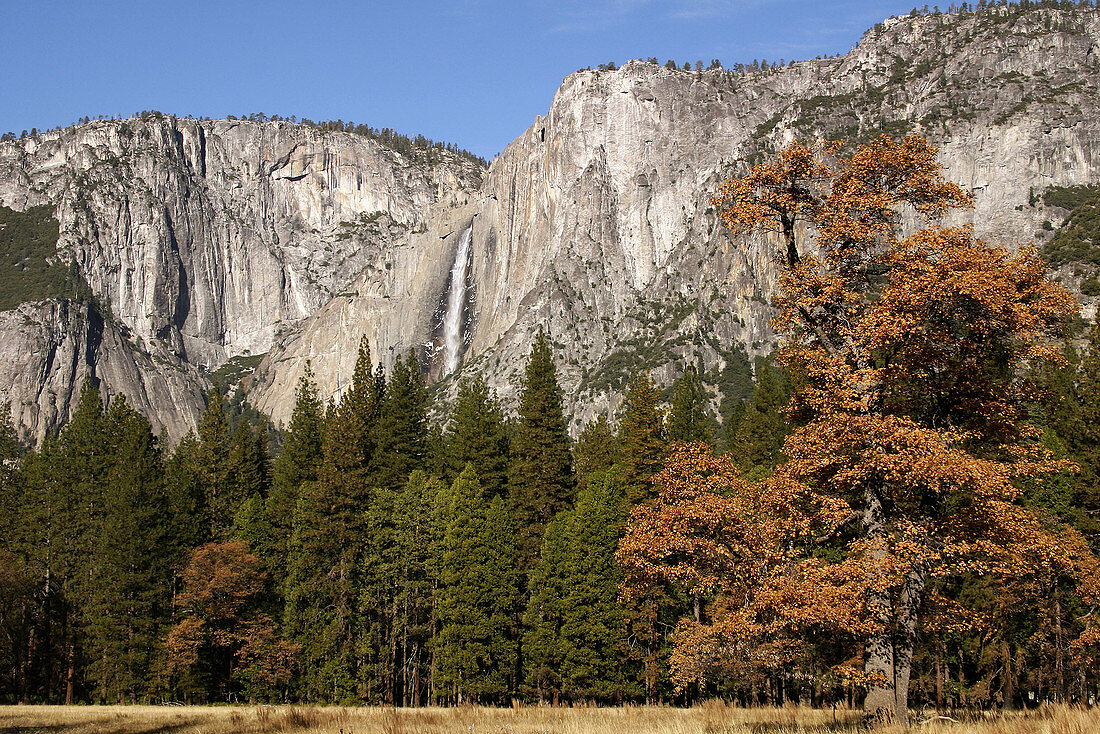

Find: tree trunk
<box><xmin>645</xmin><ymin>598</ymin><xmax>659</xmax><ymax>705</ymax></box>
<box><xmin>21</xmin><ymin>607</ymin><xmax>34</xmax><ymax>704</ymax></box>
<box><xmin>893</xmin><ymin>559</ymin><xmax>929</xmax><ymax>727</ymax></box>
<box><xmin>1054</xmin><ymin>588</ymin><xmax>1066</xmax><ymax>702</ymax></box>
<box><xmin>430</xmin><ymin>582</ymin><xmax>438</xmax><ymax>705</ymax></box>
<box><xmin>411</xmin><ymin>640</ymin><xmax>420</xmax><ymax>707</ymax></box>
<box><xmin>957</xmin><ymin>645</ymin><xmax>966</xmax><ymax>707</ymax></box>
<box><xmin>65</xmin><ymin>640</ymin><xmax>74</xmax><ymax>705</ymax></box>
<box><xmin>1002</xmin><ymin>639</ymin><xmax>1014</xmax><ymax>710</ymax></box>
<box><xmin>862</xmin><ymin>486</ymin><xmax>896</xmax><ymax>722</ymax></box>
<box><xmin>935</xmin><ymin>647</ymin><xmax>944</xmax><ymax>710</ymax></box>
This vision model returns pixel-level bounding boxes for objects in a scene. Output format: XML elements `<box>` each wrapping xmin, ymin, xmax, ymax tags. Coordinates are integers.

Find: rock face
<box><xmin>253</xmin><ymin>5</ymin><xmax>1100</xmax><ymax>431</ymax></box>
<box><xmin>2</xmin><ymin>5</ymin><xmax>1100</xmax><ymax>441</ymax></box>
<box><xmin>0</xmin><ymin>301</ymin><xmax>208</xmax><ymax>445</ymax></box>
<box><xmin>0</xmin><ymin>118</ymin><xmax>483</xmax><ymax>441</ymax></box>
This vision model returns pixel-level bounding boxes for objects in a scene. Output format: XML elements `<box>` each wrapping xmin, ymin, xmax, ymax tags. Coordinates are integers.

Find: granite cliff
<box><xmin>2</xmin><ymin>4</ymin><xmax>1099</xmax><ymax>441</ymax></box>
<box><xmin>253</xmin><ymin>4</ymin><xmax>1100</xmax><ymax>432</ymax></box>
<box><xmin>0</xmin><ymin>118</ymin><xmax>483</xmax><ymax>441</ymax></box>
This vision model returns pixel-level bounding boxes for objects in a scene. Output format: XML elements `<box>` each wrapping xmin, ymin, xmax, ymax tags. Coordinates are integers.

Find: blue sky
<box><xmin>2</xmin><ymin>1</ymin><xmax>920</xmax><ymax>160</ymax></box>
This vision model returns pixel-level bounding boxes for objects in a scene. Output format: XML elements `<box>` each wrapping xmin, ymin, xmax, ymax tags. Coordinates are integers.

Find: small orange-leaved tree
<box><xmin>618</xmin><ymin>136</ymin><xmax>1097</xmax><ymax>723</ymax></box>
<box><xmin>165</xmin><ymin>541</ymin><xmax>298</xmax><ymax>702</ymax></box>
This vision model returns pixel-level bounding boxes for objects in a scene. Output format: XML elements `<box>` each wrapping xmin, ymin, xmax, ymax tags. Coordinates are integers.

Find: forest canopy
<box><xmin>2</xmin><ymin>137</ymin><xmax>1100</xmax><ymax>722</ymax></box>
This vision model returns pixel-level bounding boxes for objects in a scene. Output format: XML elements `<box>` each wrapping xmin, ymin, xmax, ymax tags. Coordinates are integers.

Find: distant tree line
<box><xmin>290</xmin><ymin>117</ymin><xmax>488</xmax><ymax>168</ymax></box>
<box><xmin>903</xmin><ymin>0</ymin><xmax>1098</xmax><ymax>17</ymax></box>
<box><xmin>572</xmin><ymin>0</ymin><xmax>1100</xmax><ymax>78</ymax></box>
<box><xmin>0</xmin><ymin>112</ymin><xmax>488</xmax><ymax>168</ymax></box>
<box><xmin>580</xmin><ymin>57</ymin><xmax>813</xmax><ymax>75</ymax></box>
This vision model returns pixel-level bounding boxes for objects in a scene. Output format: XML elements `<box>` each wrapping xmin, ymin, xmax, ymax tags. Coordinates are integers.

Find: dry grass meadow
<box><xmin>1</xmin><ymin>702</ymin><xmax>1098</xmax><ymax>734</ymax></box>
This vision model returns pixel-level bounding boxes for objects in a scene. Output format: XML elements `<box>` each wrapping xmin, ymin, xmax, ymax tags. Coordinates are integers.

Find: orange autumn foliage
<box><xmin>619</xmin><ymin>135</ymin><xmax>1095</xmax><ymax>723</ymax></box>
<box><xmin>165</xmin><ymin>541</ymin><xmax>297</xmax><ymax>701</ymax></box>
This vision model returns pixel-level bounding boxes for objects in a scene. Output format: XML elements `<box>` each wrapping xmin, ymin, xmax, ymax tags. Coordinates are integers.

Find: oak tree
<box><xmin>622</xmin><ymin>136</ymin><xmax>1089</xmax><ymax>724</ymax></box>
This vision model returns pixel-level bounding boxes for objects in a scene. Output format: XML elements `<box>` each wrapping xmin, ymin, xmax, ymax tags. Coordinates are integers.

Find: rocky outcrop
<box><xmin>3</xmin><ymin>6</ymin><xmax>1100</xmax><ymax>441</ymax></box>
<box><xmin>0</xmin><ymin>300</ymin><xmax>207</xmax><ymax>444</ymax></box>
<box><xmin>0</xmin><ymin>117</ymin><xmax>483</xmax><ymax>440</ymax></box>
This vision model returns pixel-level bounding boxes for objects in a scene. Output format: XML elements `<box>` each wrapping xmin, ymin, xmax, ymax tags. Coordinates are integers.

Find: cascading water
<box><xmin>442</xmin><ymin>224</ymin><xmax>473</xmax><ymax>375</ymax></box>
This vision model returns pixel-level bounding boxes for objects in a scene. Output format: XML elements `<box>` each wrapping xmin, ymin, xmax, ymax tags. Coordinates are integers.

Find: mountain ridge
<box><xmin>2</xmin><ymin>3</ymin><xmax>1099</xmax><ymax>442</ymax></box>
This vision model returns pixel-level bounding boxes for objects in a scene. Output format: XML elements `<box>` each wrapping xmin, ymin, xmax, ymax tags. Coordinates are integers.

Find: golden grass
<box><xmin>0</xmin><ymin>701</ymin><xmax>1097</xmax><ymax>734</ymax></box>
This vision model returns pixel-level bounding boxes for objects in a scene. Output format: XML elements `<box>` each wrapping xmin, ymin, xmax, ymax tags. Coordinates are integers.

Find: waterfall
<box><xmin>442</xmin><ymin>224</ymin><xmax>473</xmax><ymax>375</ymax></box>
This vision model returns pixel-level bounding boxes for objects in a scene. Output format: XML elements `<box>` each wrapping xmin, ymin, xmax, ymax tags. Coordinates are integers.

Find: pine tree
<box><xmin>351</xmin><ymin>351</ymin><xmax>430</xmax><ymax>703</ymax></box>
<box><xmin>435</xmin><ymin>465</ymin><xmax>518</xmax><ymax>703</ymax></box>
<box><xmin>359</xmin><ymin>481</ymin><xmax>397</xmax><ymax>704</ymax></box>
<box><xmin>573</xmin><ymin>414</ymin><xmax>616</xmax><ymax>480</ymax></box>
<box><xmin>229</xmin><ymin>423</ymin><xmax>269</xmax><ymax>504</ymax></box>
<box><xmin>0</xmin><ymin>413</ymin><xmax>23</xmax><ymax>701</ymax></box>
<box><xmin>320</xmin><ymin>338</ymin><xmax>383</xmax><ymax>505</ymax></box>
<box><xmin>524</xmin><ymin>470</ymin><xmax>633</xmax><ymax>703</ymax></box>
<box><xmin>729</xmin><ymin>361</ymin><xmax>790</xmax><ymax>477</ymax></box>
<box><xmin>391</xmin><ymin>470</ymin><xmax>443</xmax><ymax>705</ymax></box>
<box><xmin>81</xmin><ymin>396</ymin><xmax>167</xmax><ymax>703</ymax></box>
<box><xmin>230</xmin><ymin>494</ymin><xmax>276</xmax><ymax>571</ymax></box>
<box><xmin>716</xmin><ymin>346</ymin><xmax>755</xmax><ymax>450</ymax></box>
<box><xmin>559</xmin><ymin>471</ymin><xmax>633</xmax><ymax>700</ymax></box>
<box><xmin>267</xmin><ymin>365</ymin><xmax>324</xmax><ymax>582</ymax></box>
<box><xmin>521</xmin><ymin>505</ymin><xmax>569</xmax><ymax>702</ymax></box>
<box><xmin>369</xmin><ymin>351</ymin><xmax>428</xmax><ymax>492</ymax></box>
<box><xmin>60</xmin><ymin>379</ymin><xmax>111</xmax><ymax>549</ymax></box>
<box><xmin>0</xmin><ymin>407</ymin><xmax>24</xmax><ymax>550</ymax></box>
<box><xmin>9</xmin><ymin>441</ymin><xmax>71</xmax><ymax>702</ymax></box>
<box><xmin>6</xmin><ymin>382</ymin><xmax>109</xmax><ymax>704</ymax></box>
<box><xmin>284</xmin><ymin>337</ymin><xmax>380</xmax><ymax>703</ymax></box>
<box><xmin>225</xmin><ymin>423</ymin><xmax>272</xmax><ymax>572</ymax></box>
<box><xmin>1039</xmin><ymin>324</ymin><xmax>1100</xmax><ymax>544</ymax></box>
<box><xmin>508</xmin><ymin>330</ymin><xmax>575</xmax><ymax>571</ymax></box>
<box><xmin>0</xmin><ymin>547</ymin><xmax>33</xmax><ymax>702</ymax></box>
<box><xmin>424</xmin><ymin>422</ymin><xmax>447</xmax><ymax>479</ymax></box>
<box><xmin>50</xmin><ymin>379</ymin><xmax>111</xmax><ymax>704</ymax></box>
<box><xmin>666</xmin><ymin>364</ymin><xmax>713</xmax><ymax>445</ymax></box>
<box><xmin>444</xmin><ymin>376</ymin><xmax>509</xmax><ymax>495</ymax></box>
<box><xmin>12</xmin><ymin>381</ymin><xmax>161</xmax><ymax>704</ymax></box>
<box><xmin>195</xmin><ymin>389</ymin><xmax>235</xmax><ymax>535</ymax></box>
<box><xmin>617</xmin><ymin>371</ymin><xmax>667</xmax><ymax>504</ymax></box>
<box><xmin>163</xmin><ymin>432</ymin><xmax>210</xmax><ymax>573</ymax></box>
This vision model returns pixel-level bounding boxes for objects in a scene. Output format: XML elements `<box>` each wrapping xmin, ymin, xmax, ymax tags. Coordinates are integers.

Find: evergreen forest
<box><xmin>0</xmin><ymin>318</ymin><xmax>1098</xmax><ymax>710</ymax></box>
